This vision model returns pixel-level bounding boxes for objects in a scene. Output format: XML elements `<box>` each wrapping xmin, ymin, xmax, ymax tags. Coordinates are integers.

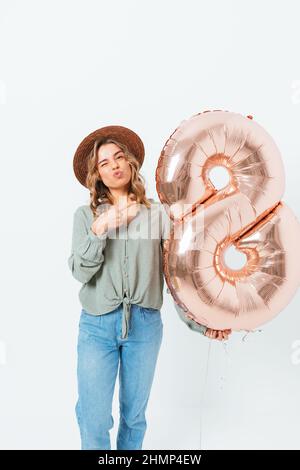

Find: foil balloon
<box><xmin>156</xmin><ymin>110</ymin><xmax>300</xmax><ymax>332</ymax></box>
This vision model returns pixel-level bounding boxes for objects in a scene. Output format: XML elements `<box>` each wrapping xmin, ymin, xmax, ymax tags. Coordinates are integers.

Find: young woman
<box><xmin>68</xmin><ymin>125</ymin><xmax>231</xmax><ymax>450</ymax></box>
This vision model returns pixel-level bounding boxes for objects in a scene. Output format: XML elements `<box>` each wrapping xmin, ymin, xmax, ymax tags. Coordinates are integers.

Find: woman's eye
<box><xmin>99</xmin><ymin>155</ymin><xmax>124</xmax><ymax>167</ymax></box>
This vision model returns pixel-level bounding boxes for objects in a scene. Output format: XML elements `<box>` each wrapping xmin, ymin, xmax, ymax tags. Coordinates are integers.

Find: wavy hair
<box><xmin>86</xmin><ymin>136</ymin><xmax>152</xmax><ymax>219</ymax></box>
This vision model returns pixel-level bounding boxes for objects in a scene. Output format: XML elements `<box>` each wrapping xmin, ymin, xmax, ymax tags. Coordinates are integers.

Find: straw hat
<box><xmin>73</xmin><ymin>125</ymin><xmax>145</xmax><ymax>187</ymax></box>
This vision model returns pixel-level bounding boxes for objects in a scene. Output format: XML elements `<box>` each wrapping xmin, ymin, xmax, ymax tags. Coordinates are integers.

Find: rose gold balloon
<box><xmin>156</xmin><ymin>110</ymin><xmax>300</xmax><ymax>332</ymax></box>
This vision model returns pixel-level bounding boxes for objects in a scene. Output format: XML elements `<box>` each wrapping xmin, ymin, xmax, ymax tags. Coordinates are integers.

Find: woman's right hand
<box><xmin>91</xmin><ymin>200</ymin><xmax>140</xmax><ymax>236</ymax></box>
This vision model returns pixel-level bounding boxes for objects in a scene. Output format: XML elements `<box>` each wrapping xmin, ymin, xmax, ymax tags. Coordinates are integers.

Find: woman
<box><xmin>68</xmin><ymin>125</ymin><xmax>231</xmax><ymax>450</ymax></box>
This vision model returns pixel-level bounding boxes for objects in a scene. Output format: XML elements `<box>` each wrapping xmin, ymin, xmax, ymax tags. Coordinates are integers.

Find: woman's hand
<box><xmin>205</xmin><ymin>328</ymin><xmax>232</xmax><ymax>341</ymax></box>
<box><xmin>91</xmin><ymin>201</ymin><xmax>140</xmax><ymax>236</ymax></box>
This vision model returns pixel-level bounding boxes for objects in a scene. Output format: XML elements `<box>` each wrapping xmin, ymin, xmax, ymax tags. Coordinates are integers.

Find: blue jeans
<box><xmin>75</xmin><ymin>303</ymin><xmax>163</xmax><ymax>450</ymax></box>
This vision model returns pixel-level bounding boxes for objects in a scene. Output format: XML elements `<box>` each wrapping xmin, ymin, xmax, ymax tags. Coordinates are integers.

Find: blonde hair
<box><xmin>86</xmin><ymin>136</ymin><xmax>152</xmax><ymax>218</ymax></box>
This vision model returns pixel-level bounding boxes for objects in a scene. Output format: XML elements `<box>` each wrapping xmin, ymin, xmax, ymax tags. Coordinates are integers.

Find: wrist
<box><xmin>94</xmin><ymin>221</ymin><xmax>108</xmax><ymax>236</ymax></box>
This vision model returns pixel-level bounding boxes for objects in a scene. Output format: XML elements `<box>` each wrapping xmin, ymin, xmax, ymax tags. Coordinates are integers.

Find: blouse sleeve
<box><xmin>67</xmin><ymin>206</ymin><xmax>108</xmax><ymax>284</ymax></box>
<box><xmin>160</xmin><ymin>203</ymin><xmax>174</xmax><ymax>243</ymax></box>
<box><xmin>175</xmin><ymin>302</ymin><xmax>208</xmax><ymax>336</ymax></box>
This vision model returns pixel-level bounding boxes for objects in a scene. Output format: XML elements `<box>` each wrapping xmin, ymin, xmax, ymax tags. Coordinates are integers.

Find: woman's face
<box><xmin>97</xmin><ymin>143</ymin><xmax>131</xmax><ymax>190</ymax></box>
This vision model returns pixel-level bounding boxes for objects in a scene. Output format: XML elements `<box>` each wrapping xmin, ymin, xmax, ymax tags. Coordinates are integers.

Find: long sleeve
<box><xmin>175</xmin><ymin>302</ymin><xmax>208</xmax><ymax>336</ymax></box>
<box><xmin>160</xmin><ymin>202</ymin><xmax>174</xmax><ymax>243</ymax></box>
<box><xmin>67</xmin><ymin>206</ymin><xmax>108</xmax><ymax>284</ymax></box>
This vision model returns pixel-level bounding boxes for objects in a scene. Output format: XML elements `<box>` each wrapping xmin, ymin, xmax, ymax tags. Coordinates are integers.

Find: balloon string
<box><xmin>199</xmin><ymin>330</ymin><xmax>262</xmax><ymax>449</ymax></box>
<box><xmin>199</xmin><ymin>338</ymin><xmax>212</xmax><ymax>450</ymax></box>
<box><xmin>242</xmin><ymin>328</ymin><xmax>263</xmax><ymax>342</ymax></box>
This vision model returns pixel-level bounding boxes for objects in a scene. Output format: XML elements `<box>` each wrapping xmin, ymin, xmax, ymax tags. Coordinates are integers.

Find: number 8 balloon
<box><xmin>156</xmin><ymin>110</ymin><xmax>300</xmax><ymax>332</ymax></box>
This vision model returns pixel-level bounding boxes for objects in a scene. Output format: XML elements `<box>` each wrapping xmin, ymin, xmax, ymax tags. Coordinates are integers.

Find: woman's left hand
<box><xmin>205</xmin><ymin>328</ymin><xmax>232</xmax><ymax>341</ymax></box>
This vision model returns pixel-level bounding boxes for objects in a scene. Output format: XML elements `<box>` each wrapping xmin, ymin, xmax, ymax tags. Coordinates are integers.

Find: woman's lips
<box><xmin>113</xmin><ymin>171</ymin><xmax>123</xmax><ymax>178</ymax></box>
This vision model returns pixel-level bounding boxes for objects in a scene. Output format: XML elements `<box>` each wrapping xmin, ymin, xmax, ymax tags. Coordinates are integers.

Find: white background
<box><xmin>0</xmin><ymin>0</ymin><xmax>300</xmax><ymax>450</ymax></box>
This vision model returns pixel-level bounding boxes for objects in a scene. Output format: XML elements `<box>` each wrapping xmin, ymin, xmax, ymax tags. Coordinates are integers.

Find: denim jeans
<box><xmin>75</xmin><ymin>303</ymin><xmax>163</xmax><ymax>450</ymax></box>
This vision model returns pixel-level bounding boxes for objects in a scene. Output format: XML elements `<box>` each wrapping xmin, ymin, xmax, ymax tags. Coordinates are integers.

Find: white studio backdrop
<box><xmin>0</xmin><ymin>0</ymin><xmax>300</xmax><ymax>450</ymax></box>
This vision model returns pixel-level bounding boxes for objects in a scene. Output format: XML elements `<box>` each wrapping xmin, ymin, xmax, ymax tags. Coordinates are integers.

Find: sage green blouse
<box><xmin>67</xmin><ymin>198</ymin><xmax>207</xmax><ymax>339</ymax></box>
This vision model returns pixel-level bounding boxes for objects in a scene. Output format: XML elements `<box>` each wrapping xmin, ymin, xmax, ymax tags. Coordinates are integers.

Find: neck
<box><xmin>110</xmin><ymin>188</ymin><xmax>130</xmax><ymax>206</ymax></box>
